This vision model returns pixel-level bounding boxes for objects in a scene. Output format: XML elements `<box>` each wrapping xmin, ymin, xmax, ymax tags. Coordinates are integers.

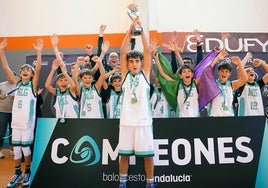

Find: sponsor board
<box><xmin>31</xmin><ymin>116</ymin><xmax>267</xmax><ymax>188</ymax></box>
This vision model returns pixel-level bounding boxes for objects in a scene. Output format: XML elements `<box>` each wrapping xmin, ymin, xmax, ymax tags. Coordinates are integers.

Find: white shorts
<box><xmin>118</xmin><ymin>125</ymin><xmax>154</xmax><ymax>157</ymax></box>
<box><xmin>12</xmin><ymin>127</ymin><xmax>34</xmax><ymax>147</ymax></box>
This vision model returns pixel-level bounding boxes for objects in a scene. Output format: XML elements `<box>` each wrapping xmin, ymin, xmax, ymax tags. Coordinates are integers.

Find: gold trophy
<box><xmin>127</xmin><ymin>3</ymin><xmax>143</xmax><ymax>36</ymax></box>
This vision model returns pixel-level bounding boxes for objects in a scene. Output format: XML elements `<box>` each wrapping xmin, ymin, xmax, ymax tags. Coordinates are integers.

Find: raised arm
<box><xmin>210</xmin><ymin>47</ymin><xmax>228</xmax><ymax>68</ymax></box>
<box><xmin>32</xmin><ymin>38</ymin><xmax>43</xmax><ymax>92</ymax></box>
<box><xmin>253</xmin><ymin>58</ymin><xmax>268</xmax><ymax>84</ymax></box>
<box><xmin>193</xmin><ymin>29</ymin><xmax>203</xmax><ymax>65</ymax></box>
<box><xmin>93</xmin><ymin>56</ymin><xmax>106</xmax><ymax>93</ymax></box>
<box><xmin>120</xmin><ymin>20</ymin><xmax>136</xmax><ymax>79</ymax></box>
<box><xmin>50</xmin><ymin>34</ymin><xmax>76</xmax><ymax>94</ymax></box>
<box><xmin>0</xmin><ymin>38</ymin><xmax>19</xmax><ymax>84</ymax></box>
<box><xmin>236</xmin><ymin>52</ymin><xmax>252</xmax><ymax>79</ymax></box>
<box><xmin>242</xmin><ymin>52</ymin><xmax>252</xmax><ymax>66</ymax></box>
<box><xmin>59</xmin><ymin>61</ymin><xmax>76</xmax><ymax>93</ymax></box>
<box><xmin>253</xmin><ymin>58</ymin><xmax>268</xmax><ymax>73</ymax></box>
<box><xmin>50</xmin><ymin>34</ymin><xmax>63</xmax><ymax>63</ymax></box>
<box><xmin>105</xmin><ymin>66</ymin><xmax>121</xmax><ymax>80</ymax></box>
<box><xmin>231</xmin><ymin>56</ymin><xmax>248</xmax><ymax>90</ymax></box>
<box><xmin>152</xmin><ymin>52</ymin><xmax>174</xmax><ymax>81</ymax></box>
<box><xmin>170</xmin><ymin>51</ymin><xmax>178</xmax><ymax>74</ymax></box>
<box><xmin>168</xmin><ymin>32</ymin><xmax>179</xmax><ymax>73</ymax></box>
<box><xmin>162</xmin><ymin>33</ymin><xmax>184</xmax><ymax>67</ymax></box>
<box><xmin>84</xmin><ymin>40</ymin><xmax>110</xmax><ymax>77</ymax></box>
<box><xmin>72</xmin><ymin>57</ymin><xmax>84</xmax><ymax>97</ymax></box>
<box><xmin>139</xmin><ymin>20</ymin><xmax>151</xmax><ymax>80</ymax></box>
<box><xmin>45</xmin><ymin>59</ymin><xmax>58</xmax><ymax>95</ymax></box>
<box><xmin>172</xmin><ymin>44</ymin><xmax>184</xmax><ymax>67</ymax></box>
<box><xmin>97</xmin><ymin>24</ymin><xmax>106</xmax><ymax>56</ymax></box>
<box><xmin>150</xmin><ymin>39</ymin><xmax>174</xmax><ymax>81</ymax></box>
<box><xmin>99</xmin><ymin>40</ymin><xmax>110</xmax><ymax>60</ymax></box>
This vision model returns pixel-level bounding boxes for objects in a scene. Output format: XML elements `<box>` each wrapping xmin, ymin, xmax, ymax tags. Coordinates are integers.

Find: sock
<box><xmin>15</xmin><ymin>166</ymin><xmax>22</xmax><ymax>175</ymax></box>
<box><xmin>25</xmin><ymin>165</ymin><xmax>31</xmax><ymax>173</ymax></box>
<box><xmin>119</xmin><ymin>174</ymin><xmax>128</xmax><ymax>185</ymax></box>
<box><xmin>146</xmin><ymin>178</ymin><xmax>154</xmax><ymax>184</ymax></box>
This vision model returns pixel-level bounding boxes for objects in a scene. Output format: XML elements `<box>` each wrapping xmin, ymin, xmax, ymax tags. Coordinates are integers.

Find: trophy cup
<box><xmin>127</xmin><ymin>3</ymin><xmax>143</xmax><ymax>36</ymax></box>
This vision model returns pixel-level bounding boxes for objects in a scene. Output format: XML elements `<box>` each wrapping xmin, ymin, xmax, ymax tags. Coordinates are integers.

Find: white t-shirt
<box><xmin>0</xmin><ymin>81</ymin><xmax>16</xmax><ymax>113</ymax></box>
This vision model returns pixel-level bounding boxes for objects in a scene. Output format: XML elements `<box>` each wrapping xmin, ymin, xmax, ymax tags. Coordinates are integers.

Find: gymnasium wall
<box><xmin>0</xmin><ymin>0</ymin><xmax>268</xmax><ymax>81</ymax></box>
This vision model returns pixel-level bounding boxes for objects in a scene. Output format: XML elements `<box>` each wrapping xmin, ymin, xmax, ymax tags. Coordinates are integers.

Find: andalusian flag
<box><xmin>156</xmin><ymin>51</ymin><xmax>182</xmax><ymax>111</ymax></box>
<box><xmin>156</xmin><ymin>50</ymin><xmax>221</xmax><ymax>112</ymax></box>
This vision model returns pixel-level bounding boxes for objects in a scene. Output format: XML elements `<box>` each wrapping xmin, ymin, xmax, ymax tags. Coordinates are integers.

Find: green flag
<box><xmin>155</xmin><ymin>51</ymin><xmax>182</xmax><ymax>111</ymax></box>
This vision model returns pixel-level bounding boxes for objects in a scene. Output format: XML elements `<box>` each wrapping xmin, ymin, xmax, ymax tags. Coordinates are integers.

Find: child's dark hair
<box><xmin>217</xmin><ymin>60</ymin><xmax>232</xmax><ymax>72</ymax></box>
<box><xmin>177</xmin><ymin>64</ymin><xmax>193</xmax><ymax>75</ymax></box>
<box><xmin>19</xmin><ymin>64</ymin><xmax>35</xmax><ymax>75</ymax></box>
<box><xmin>126</xmin><ymin>50</ymin><xmax>143</xmax><ymax>61</ymax></box>
<box><xmin>56</xmin><ymin>73</ymin><xmax>66</xmax><ymax>81</ymax></box>
<box><xmin>110</xmin><ymin>73</ymin><xmax>122</xmax><ymax>83</ymax></box>
<box><xmin>79</xmin><ymin>68</ymin><xmax>94</xmax><ymax>79</ymax></box>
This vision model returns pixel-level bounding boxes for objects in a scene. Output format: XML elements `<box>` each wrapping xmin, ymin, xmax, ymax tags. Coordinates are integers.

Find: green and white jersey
<box><xmin>106</xmin><ymin>89</ymin><xmax>122</xmax><ymax>119</ymax></box>
<box><xmin>177</xmin><ymin>81</ymin><xmax>199</xmax><ymax>117</ymax></box>
<box><xmin>208</xmin><ymin>80</ymin><xmax>234</xmax><ymax>117</ymax></box>
<box><xmin>79</xmin><ymin>85</ymin><xmax>104</xmax><ymax>118</ymax></box>
<box><xmin>150</xmin><ymin>86</ymin><xmax>171</xmax><ymax>118</ymax></box>
<box><xmin>120</xmin><ymin>71</ymin><xmax>152</xmax><ymax>126</ymax></box>
<box><xmin>238</xmin><ymin>82</ymin><xmax>264</xmax><ymax>116</ymax></box>
<box><xmin>11</xmin><ymin>80</ymin><xmax>36</xmax><ymax>129</ymax></box>
<box><xmin>54</xmin><ymin>88</ymin><xmax>79</xmax><ymax>118</ymax></box>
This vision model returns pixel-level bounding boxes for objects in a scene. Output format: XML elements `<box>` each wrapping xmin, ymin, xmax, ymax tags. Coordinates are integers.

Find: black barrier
<box><xmin>31</xmin><ymin>116</ymin><xmax>267</xmax><ymax>188</ymax></box>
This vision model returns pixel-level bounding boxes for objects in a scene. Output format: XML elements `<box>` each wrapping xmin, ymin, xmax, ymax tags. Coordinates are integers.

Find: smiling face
<box><xmin>108</xmin><ymin>52</ymin><xmax>119</xmax><ymax>68</ymax></box>
<box><xmin>78</xmin><ymin>69</ymin><xmax>94</xmax><ymax>88</ymax></box>
<box><xmin>179</xmin><ymin>68</ymin><xmax>194</xmax><ymax>85</ymax></box>
<box><xmin>217</xmin><ymin>61</ymin><xmax>232</xmax><ymax>83</ymax></box>
<box><xmin>80</xmin><ymin>74</ymin><xmax>94</xmax><ymax>88</ymax></box>
<box><xmin>56</xmin><ymin>74</ymin><xmax>69</xmax><ymax>92</ymax></box>
<box><xmin>127</xmin><ymin>57</ymin><xmax>142</xmax><ymax>75</ymax></box>
<box><xmin>19</xmin><ymin>64</ymin><xmax>34</xmax><ymax>82</ymax></box>
<box><xmin>126</xmin><ymin>50</ymin><xmax>143</xmax><ymax>75</ymax></box>
<box><xmin>111</xmin><ymin>77</ymin><xmax>122</xmax><ymax>91</ymax></box>
<box><xmin>217</xmin><ymin>68</ymin><xmax>231</xmax><ymax>83</ymax></box>
<box><xmin>245</xmin><ymin>67</ymin><xmax>256</xmax><ymax>82</ymax></box>
<box><xmin>176</xmin><ymin>64</ymin><xmax>194</xmax><ymax>85</ymax></box>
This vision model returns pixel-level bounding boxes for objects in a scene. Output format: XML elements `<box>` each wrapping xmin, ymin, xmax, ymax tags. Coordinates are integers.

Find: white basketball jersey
<box><xmin>208</xmin><ymin>80</ymin><xmax>234</xmax><ymax>117</ymax></box>
<box><xmin>238</xmin><ymin>82</ymin><xmax>264</xmax><ymax>116</ymax></box>
<box><xmin>54</xmin><ymin>88</ymin><xmax>79</xmax><ymax>118</ymax></box>
<box><xmin>79</xmin><ymin>85</ymin><xmax>104</xmax><ymax>118</ymax></box>
<box><xmin>11</xmin><ymin>80</ymin><xmax>36</xmax><ymax>129</ymax></box>
<box><xmin>177</xmin><ymin>81</ymin><xmax>199</xmax><ymax>117</ymax></box>
<box><xmin>150</xmin><ymin>86</ymin><xmax>170</xmax><ymax>118</ymax></box>
<box><xmin>120</xmin><ymin>71</ymin><xmax>152</xmax><ymax>126</ymax></box>
<box><xmin>106</xmin><ymin>90</ymin><xmax>123</xmax><ymax>119</ymax></box>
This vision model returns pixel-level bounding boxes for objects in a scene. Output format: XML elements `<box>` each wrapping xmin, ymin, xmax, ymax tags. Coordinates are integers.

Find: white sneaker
<box><xmin>0</xmin><ymin>150</ymin><xmax>4</xmax><ymax>159</ymax></box>
<box><xmin>7</xmin><ymin>173</ymin><xmax>24</xmax><ymax>188</ymax></box>
<box><xmin>22</xmin><ymin>171</ymin><xmax>31</xmax><ymax>187</ymax></box>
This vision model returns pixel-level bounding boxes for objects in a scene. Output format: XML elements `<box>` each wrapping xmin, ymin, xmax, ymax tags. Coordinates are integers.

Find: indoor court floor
<box><xmin>0</xmin><ymin>149</ymin><xmax>24</xmax><ymax>188</ymax></box>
